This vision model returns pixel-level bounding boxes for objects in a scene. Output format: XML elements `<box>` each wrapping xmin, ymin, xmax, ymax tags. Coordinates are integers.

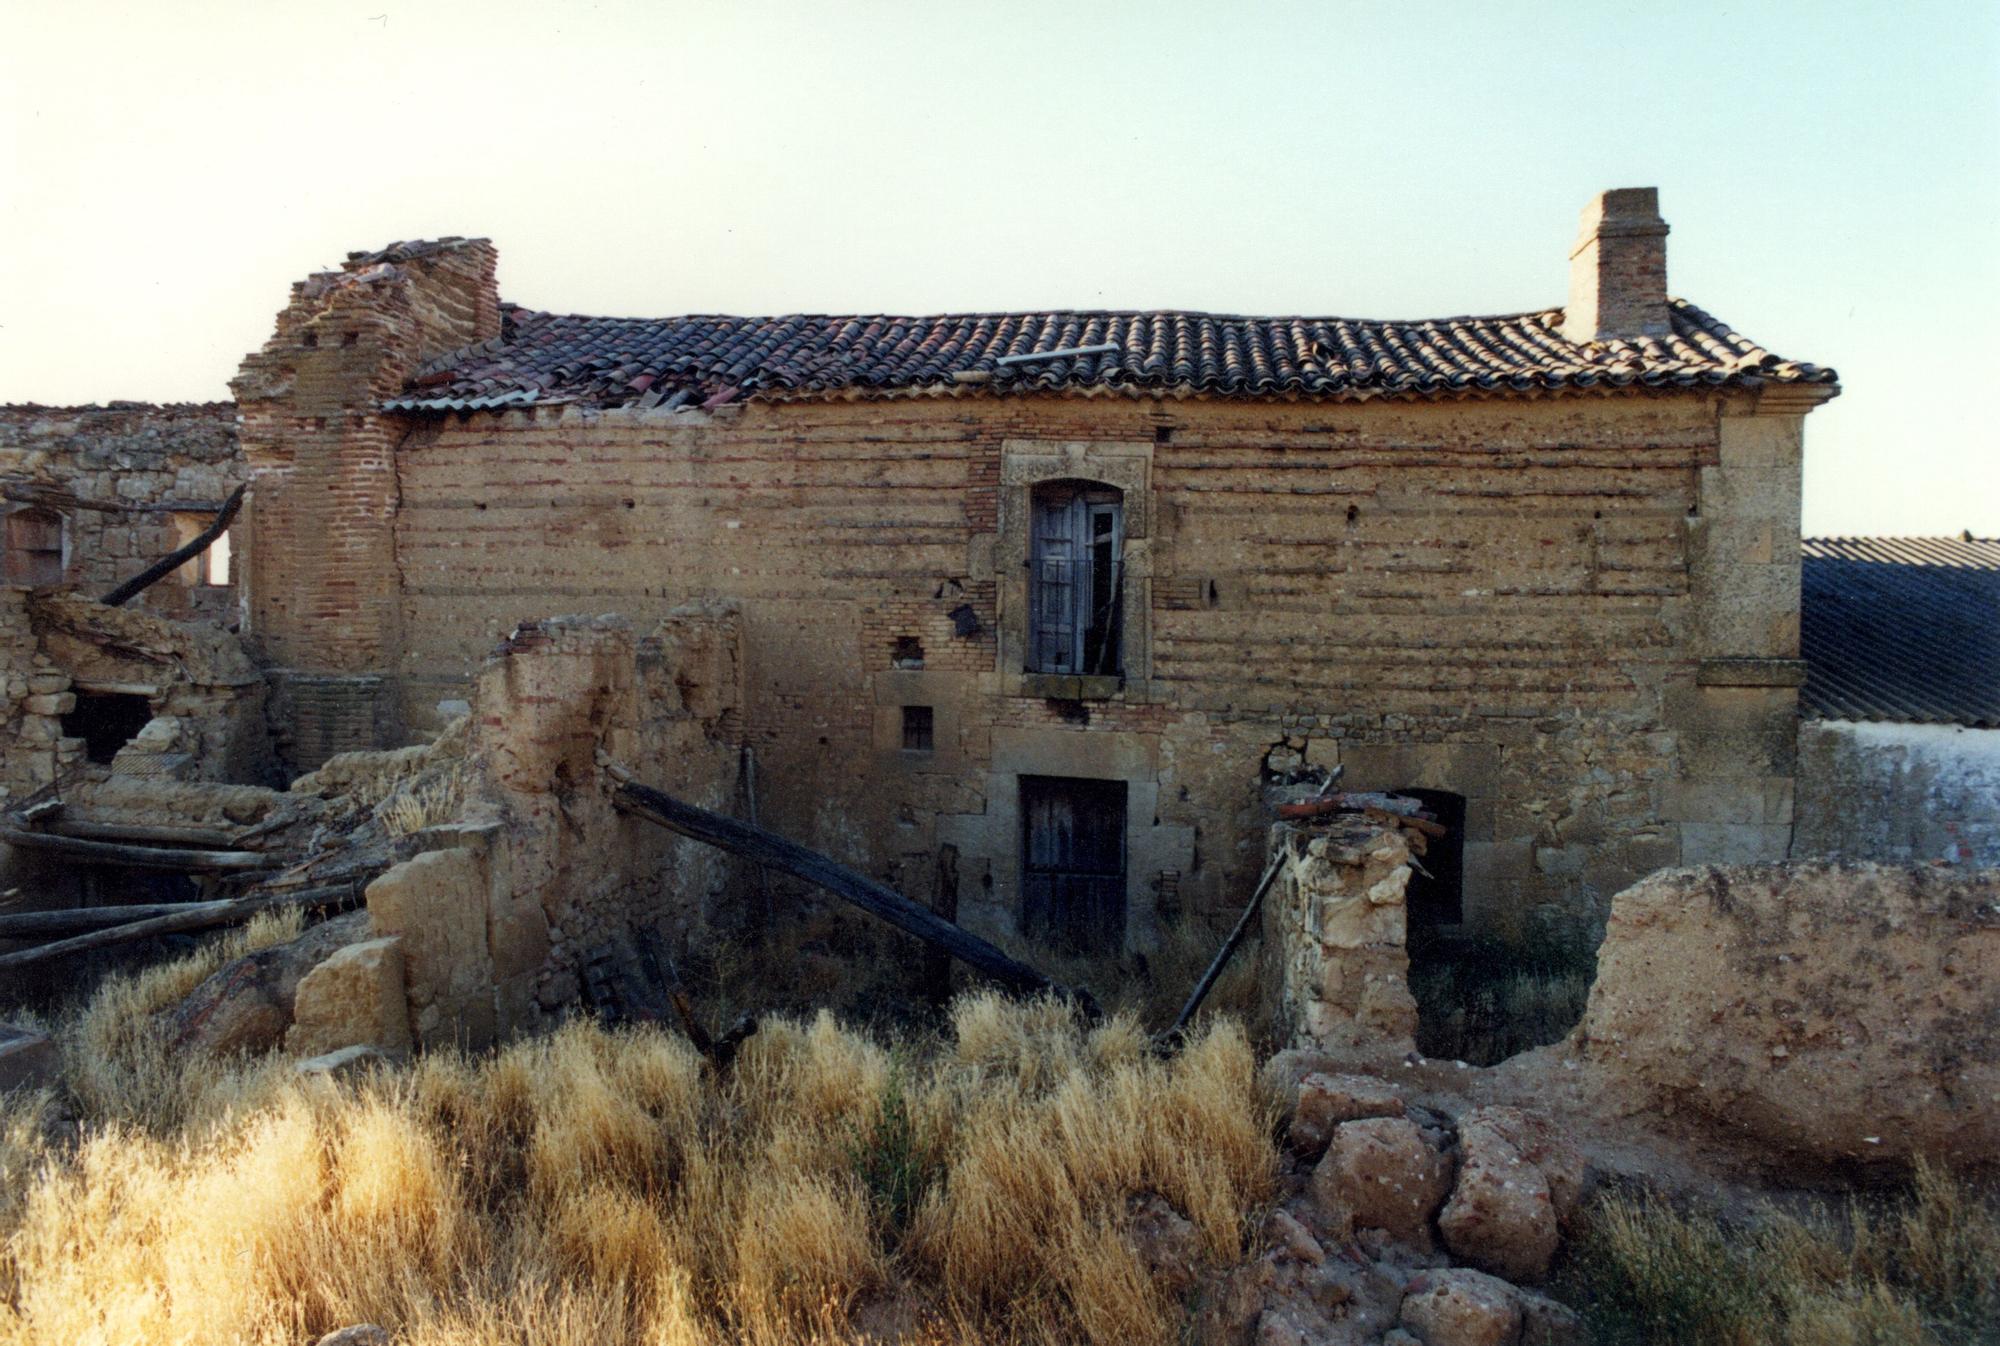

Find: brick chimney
<box><xmin>1562</xmin><ymin>188</ymin><xmax>1670</xmax><ymax>343</ymax></box>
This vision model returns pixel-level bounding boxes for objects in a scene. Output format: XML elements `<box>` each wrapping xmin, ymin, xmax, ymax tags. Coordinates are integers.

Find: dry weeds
<box><xmin>1</xmin><ymin>977</ymin><xmax>1277</xmax><ymax>1346</ymax></box>
<box><xmin>1561</xmin><ymin>1164</ymin><xmax>2000</xmax><ymax>1345</ymax></box>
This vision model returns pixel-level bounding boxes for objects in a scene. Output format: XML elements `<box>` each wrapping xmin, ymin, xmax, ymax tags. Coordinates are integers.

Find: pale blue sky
<box><xmin>3</xmin><ymin>1</ymin><xmax>1995</xmax><ymax>534</ymax></box>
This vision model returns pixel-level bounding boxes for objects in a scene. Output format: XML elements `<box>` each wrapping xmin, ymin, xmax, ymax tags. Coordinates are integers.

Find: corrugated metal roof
<box><xmin>1801</xmin><ymin>536</ymin><xmax>2000</xmax><ymax>727</ymax></box>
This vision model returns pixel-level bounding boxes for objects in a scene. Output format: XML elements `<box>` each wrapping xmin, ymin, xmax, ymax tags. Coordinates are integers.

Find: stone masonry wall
<box><xmin>1260</xmin><ymin>817</ymin><xmax>1417</xmax><ymax>1058</ymax></box>
<box><xmin>0</xmin><ymin>402</ymin><xmax>244</xmax><ymax>621</ymax></box>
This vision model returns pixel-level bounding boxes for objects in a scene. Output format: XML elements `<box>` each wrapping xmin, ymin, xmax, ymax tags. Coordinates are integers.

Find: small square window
<box><xmin>901</xmin><ymin>705</ymin><xmax>934</xmax><ymax>753</ymax></box>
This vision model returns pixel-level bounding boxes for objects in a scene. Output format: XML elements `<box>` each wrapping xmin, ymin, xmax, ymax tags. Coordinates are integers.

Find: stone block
<box><xmin>1316</xmin><ymin>891</ymin><xmax>1405</xmax><ymax>949</ymax></box>
<box><xmin>21</xmin><ymin>692</ymin><xmax>74</xmax><ymax>716</ymax></box>
<box><xmin>365</xmin><ymin>847</ymin><xmax>495</xmax><ymax>1049</ymax></box>
<box><xmin>286</xmin><ymin>936</ymin><xmax>413</xmax><ymax>1058</ymax></box>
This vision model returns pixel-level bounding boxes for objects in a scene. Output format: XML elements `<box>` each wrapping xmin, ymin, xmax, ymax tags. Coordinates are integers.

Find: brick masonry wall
<box><xmin>233</xmin><ymin>239</ymin><xmax>499</xmax><ymax>768</ymax></box>
<box><xmin>0</xmin><ymin>402</ymin><xmax>245</xmax><ymax>621</ymax></box>
<box><xmin>320</xmin><ymin>390</ymin><xmax>1810</xmax><ymax>952</ymax></box>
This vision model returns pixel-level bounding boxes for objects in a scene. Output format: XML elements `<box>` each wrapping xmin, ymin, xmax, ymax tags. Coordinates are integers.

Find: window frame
<box><xmin>1027</xmin><ymin>480</ymin><xmax>1125</xmax><ymax>677</ymax></box>
<box><xmin>3</xmin><ymin>507</ymin><xmax>67</xmax><ymax>587</ymax></box>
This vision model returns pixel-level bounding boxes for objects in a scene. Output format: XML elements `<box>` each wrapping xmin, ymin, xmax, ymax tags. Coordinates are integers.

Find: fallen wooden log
<box><xmin>0</xmin><ymin>897</ymin><xmax>266</xmax><ymax>970</ymax></box>
<box><xmin>101</xmin><ymin>483</ymin><xmax>246</xmax><ymax>607</ymax></box>
<box><xmin>0</xmin><ymin>899</ymin><xmax>243</xmax><ymax>939</ymax></box>
<box><xmin>608</xmin><ymin>773</ymin><xmax>1090</xmax><ymax>1007</ymax></box>
<box><xmin>0</xmin><ymin>884</ymin><xmax>364</xmax><ymax>947</ymax></box>
<box><xmin>43</xmin><ymin>819</ymin><xmax>246</xmax><ymax>848</ymax></box>
<box><xmin>0</xmin><ymin>828</ymin><xmax>279</xmax><ymax>872</ymax></box>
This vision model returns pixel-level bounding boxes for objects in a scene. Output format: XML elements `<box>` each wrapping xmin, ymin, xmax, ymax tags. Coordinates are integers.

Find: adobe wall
<box><xmin>0</xmin><ymin>402</ymin><xmax>244</xmax><ymax>622</ymax></box>
<box><xmin>1522</xmin><ymin>863</ymin><xmax>2000</xmax><ymax>1170</ymax></box>
<box><xmin>1793</xmin><ymin>719</ymin><xmax>2000</xmax><ymax>867</ymax></box>
<box><xmin>340</xmin><ymin>391</ymin><xmax>1805</xmax><ymax>951</ymax></box>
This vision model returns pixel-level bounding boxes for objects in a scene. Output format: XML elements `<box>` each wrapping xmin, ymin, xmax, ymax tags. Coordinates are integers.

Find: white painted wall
<box><xmin>1794</xmin><ymin>719</ymin><xmax>2000</xmax><ymax>867</ymax></box>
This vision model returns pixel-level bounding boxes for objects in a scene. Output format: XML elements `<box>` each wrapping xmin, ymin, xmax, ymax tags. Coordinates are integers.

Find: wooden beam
<box><xmin>0</xmin><ymin>898</ymin><xmax>245</xmax><ymax>939</ymax></box>
<box><xmin>1159</xmin><ymin>851</ymin><xmax>1286</xmax><ymax>1048</ymax></box>
<box><xmin>45</xmin><ymin>820</ymin><xmax>244</xmax><ymax>848</ymax></box>
<box><xmin>0</xmin><ymin>828</ymin><xmax>279</xmax><ymax>871</ymax></box>
<box><xmin>611</xmin><ymin>777</ymin><xmax>1088</xmax><ymax>1006</ymax></box>
<box><xmin>0</xmin><ymin>885</ymin><xmax>363</xmax><ymax>956</ymax></box>
<box><xmin>100</xmin><ymin>482</ymin><xmax>245</xmax><ymax>607</ymax></box>
<box><xmin>0</xmin><ymin>897</ymin><xmax>267</xmax><ymax>970</ymax></box>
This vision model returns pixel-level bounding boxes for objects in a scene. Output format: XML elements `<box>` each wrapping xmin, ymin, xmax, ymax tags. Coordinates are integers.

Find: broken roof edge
<box><xmin>380</xmin><ymin>375</ymin><xmax>1832</xmax><ymax>419</ymax></box>
<box><xmin>384</xmin><ymin>294</ymin><xmax>1837</xmax><ymax>415</ymax></box>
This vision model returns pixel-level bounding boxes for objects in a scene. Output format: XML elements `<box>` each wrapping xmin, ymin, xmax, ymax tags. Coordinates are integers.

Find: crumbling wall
<box><xmin>232</xmin><ymin>238</ymin><xmax>500</xmax><ymax>768</ymax></box>
<box><xmin>1794</xmin><ymin>719</ymin><xmax>2000</xmax><ymax>866</ymax></box>
<box><xmin>0</xmin><ymin>590</ymin><xmax>272</xmax><ymax>801</ymax></box>
<box><xmin>335</xmin><ymin>609</ymin><xmax>743</xmax><ymax>1050</ymax></box>
<box><xmin>0</xmin><ymin>402</ymin><xmax>244</xmax><ymax>621</ymax></box>
<box><xmin>1539</xmin><ymin>863</ymin><xmax>1999</xmax><ymax>1168</ymax></box>
<box><xmin>1261</xmin><ymin>818</ymin><xmax>1417</xmax><ymax>1060</ymax></box>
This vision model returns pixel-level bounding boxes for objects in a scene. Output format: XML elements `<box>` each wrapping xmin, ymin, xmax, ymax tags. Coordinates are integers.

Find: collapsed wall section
<box><xmin>1535</xmin><ymin>862</ymin><xmax>2000</xmax><ymax>1169</ymax></box>
<box><xmin>231</xmin><ymin>239</ymin><xmax>499</xmax><ymax>770</ymax></box>
<box><xmin>338</xmin><ymin>608</ymin><xmax>744</xmax><ymax>1049</ymax></box>
<box><xmin>0</xmin><ymin>402</ymin><xmax>245</xmax><ymax>622</ymax></box>
<box><xmin>0</xmin><ymin>590</ymin><xmax>271</xmax><ymax>802</ymax></box>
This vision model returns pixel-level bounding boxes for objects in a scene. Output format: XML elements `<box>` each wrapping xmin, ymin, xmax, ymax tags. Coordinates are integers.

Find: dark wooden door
<box><xmin>1020</xmin><ymin>776</ymin><xmax>1127</xmax><ymax>955</ymax></box>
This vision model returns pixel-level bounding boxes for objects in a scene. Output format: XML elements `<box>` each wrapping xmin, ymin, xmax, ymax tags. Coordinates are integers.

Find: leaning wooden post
<box><xmin>1159</xmin><ymin>848</ymin><xmax>1288</xmax><ymax>1049</ymax></box>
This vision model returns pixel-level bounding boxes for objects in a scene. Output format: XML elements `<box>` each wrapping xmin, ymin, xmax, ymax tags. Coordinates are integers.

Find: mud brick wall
<box><xmin>287</xmin><ymin>390</ymin><xmax>1806</xmax><ymax>953</ymax></box>
<box><xmin>226</xmin><ymin>233</ymin><xmax>1815</xmax><ymax>950</ymax></box>
<box><xmin>0</xmin><ymin>402</ymin><xmax>244</xmax><ymax>621</ymax></box>
<box><xmin>232</xmin><ymin>239</ymin><xmax>500</xmax><ymax>766</ymax></box>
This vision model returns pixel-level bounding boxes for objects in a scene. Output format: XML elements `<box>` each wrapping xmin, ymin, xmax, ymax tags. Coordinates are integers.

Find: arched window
<box><xmin>1029</xmin><ymin>480</ymin><xmax>1123</xmax><ymax>675</ymax></box>
<box><xmin>4</xmin><ymin>508</ymin><xmax>65</xmax><ymax>587</ymax></box>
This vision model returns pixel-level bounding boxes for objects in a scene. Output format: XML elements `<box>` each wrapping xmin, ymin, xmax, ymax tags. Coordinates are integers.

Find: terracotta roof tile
<box><xmin>384</xmin><ymin>298</ymin><xmax>1836</xmax><ymax>412</ymax></box>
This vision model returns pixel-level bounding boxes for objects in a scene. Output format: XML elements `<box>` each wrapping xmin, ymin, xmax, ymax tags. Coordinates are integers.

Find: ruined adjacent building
<box><xmin>215</xmin><ymin>187</ymin><xmax>1841</xmax><ymax>954</ymax></box>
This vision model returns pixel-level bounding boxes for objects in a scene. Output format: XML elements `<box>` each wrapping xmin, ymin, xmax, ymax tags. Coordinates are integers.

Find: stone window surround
<box><xmin>996</xmin><ymin>439</ymin><xmax>1154</xmax><ymax>698</ymax></box>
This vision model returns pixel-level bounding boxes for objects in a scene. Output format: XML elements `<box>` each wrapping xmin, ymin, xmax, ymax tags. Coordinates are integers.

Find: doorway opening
<box><xmin>1398</xmin><ymin>788</ymin><xmax>1465</xmax><ymax>930</ymax></box>
<box><xmin>61</xmin><ymin>692</ymin><xmax>153</xmax><ymax>764</ymax></box>
<box><xmin>1019</xmin><ymin>775</ymin><xmax>1127</xmax><ymax>955</ymax></box>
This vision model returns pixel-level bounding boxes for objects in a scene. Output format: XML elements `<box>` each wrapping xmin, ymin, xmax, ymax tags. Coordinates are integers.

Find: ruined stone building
<box><xmin>202</xmin><ymin>186</ymin><xmax>1840</xmax><ymax>955</ymax></box>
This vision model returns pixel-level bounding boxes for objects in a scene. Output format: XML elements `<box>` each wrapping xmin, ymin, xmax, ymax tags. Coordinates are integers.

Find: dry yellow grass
<box><xmin>0</xmin><ymin>981</ymin><xmax>1277</xmax><ymax>1346</ymax></box>
<box><xmin>1562</xmin><ymin>1163</ymin><xmax>2000</xmax><ymax>1345</ymax></box>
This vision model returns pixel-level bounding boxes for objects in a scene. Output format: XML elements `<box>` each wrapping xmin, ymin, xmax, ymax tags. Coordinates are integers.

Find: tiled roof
<box><xmin>1801</xmin><ymin>536</ymin><xmax>2000</xmax><ymax>727</ymax></box>
<box><xmin>384</xmin><ymin>298</ymin><xmax>1836</xmax><ymax>412</ymax></box>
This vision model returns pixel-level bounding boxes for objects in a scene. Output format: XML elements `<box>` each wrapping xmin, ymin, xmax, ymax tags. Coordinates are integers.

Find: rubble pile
<box><xmin>1195</xmin><ymin>1051</ymin><xmax>1590</xmax><ymax>1346</ymax></box>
